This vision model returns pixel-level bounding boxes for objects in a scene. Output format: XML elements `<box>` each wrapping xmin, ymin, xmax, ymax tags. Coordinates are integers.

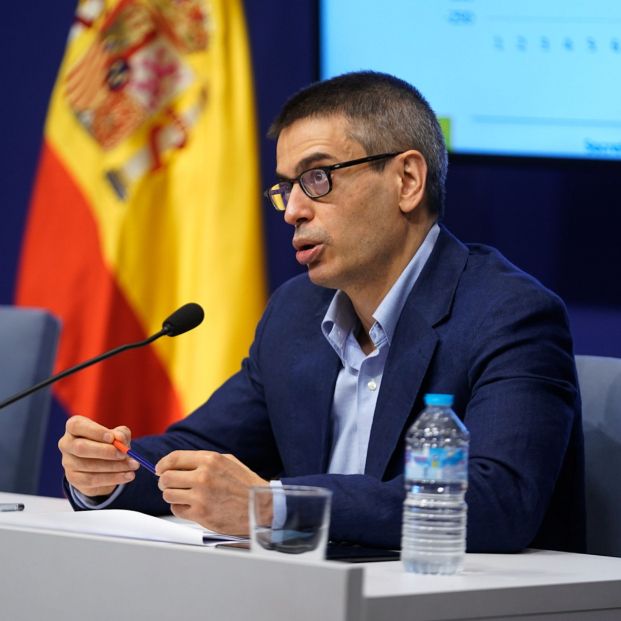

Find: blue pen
<box><xmin>113</xmin><ymin>439</ymin><xmax>157</xmax><ymax>476</ymax></box>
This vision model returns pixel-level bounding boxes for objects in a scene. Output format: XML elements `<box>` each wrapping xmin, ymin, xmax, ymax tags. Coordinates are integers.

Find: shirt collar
<box><xmin>322</xmin><ymin>223</ymin><xmax>440</xmax><ymax>356</ymax></box>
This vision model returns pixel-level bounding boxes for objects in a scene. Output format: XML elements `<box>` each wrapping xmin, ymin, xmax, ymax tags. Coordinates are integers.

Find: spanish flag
<box><xmin>16</xmin><ymin>0</ymin><xmax>266</xmax><ymax>436</ymax></box>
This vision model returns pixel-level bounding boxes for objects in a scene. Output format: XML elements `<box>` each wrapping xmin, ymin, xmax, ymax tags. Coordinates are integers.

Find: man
<box><xmin>59</xmin><ymin>71</ymin><xmax>585</xmax><ymax>552</ymax></box>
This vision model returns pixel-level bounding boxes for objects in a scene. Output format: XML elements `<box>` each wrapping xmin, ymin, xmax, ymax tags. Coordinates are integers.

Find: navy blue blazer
<box><xmin>73</xmin><ymin>227</ymin><xmax>585</xmax><ymax>552</ymax></box>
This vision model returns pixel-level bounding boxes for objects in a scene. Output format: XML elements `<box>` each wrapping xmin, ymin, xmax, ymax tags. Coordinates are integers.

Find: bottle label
<box><xmin>405</xmin><ymin>446</ymin><xmax>468</xmax><ymax>482</ymax></box>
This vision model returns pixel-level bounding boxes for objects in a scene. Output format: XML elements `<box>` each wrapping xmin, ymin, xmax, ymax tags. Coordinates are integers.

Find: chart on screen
<box><xmin>322</xmin><ymin>0</ymin><xmax>621</xmax><ymax>159</ymax></box>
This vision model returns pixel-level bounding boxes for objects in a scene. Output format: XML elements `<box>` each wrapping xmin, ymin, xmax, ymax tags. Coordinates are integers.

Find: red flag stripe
<box><xmin>16</xmin><ymin>141</ymin><xmax>184</xmax><ymax>436</ymax></box>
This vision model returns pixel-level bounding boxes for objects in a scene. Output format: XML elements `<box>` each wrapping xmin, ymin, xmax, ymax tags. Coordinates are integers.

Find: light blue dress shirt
<box><xmin>321</xmin><ymin>223</ymin><xmax>440</xmax><ymax>475</ymax></box>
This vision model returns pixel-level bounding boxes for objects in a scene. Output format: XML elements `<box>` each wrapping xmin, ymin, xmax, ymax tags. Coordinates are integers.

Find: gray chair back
<box><xmin>0</xmin><ymin>306</ymin><xmax>60</xmax><ymax>493</ymax></box>
<box><xmin>575</xmin><ymin>354</ymin><xmax>621</xmax><ymax>557</ymax></box>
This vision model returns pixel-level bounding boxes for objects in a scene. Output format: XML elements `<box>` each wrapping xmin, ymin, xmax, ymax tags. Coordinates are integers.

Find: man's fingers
<box><xmin>156</xmin><ymin>450</ymin><xmax>213</xmax><ymax>474</ymax></box>
<box><xmin>112</xmin><ymin>426</ymin><xmax>131</xmax><ymax>446</ymax></box>
<box><xmin>69</xmin><ymin>437</ymin><xmax>127</xmax><ymax>460</ymax></box>
<box><xmin>158</xmin><ymin>469</ymin><xmax>193</xmax><ymax>491</ymax></box>
<box><xmin>65</xmin><ymin>415</ymin><xmax>114</xmax><ymax>443</ymax></box>
<box><xmin>69</xmin><ymin>470</ymin><xmax>136</xmax><ymax>489</ymax></box>
<box><xmin>63</xmin><ymin>455</ymin><xmax>140</xmax><ymax>473</ymax></box>
<box><xmin>162</xmin><ymin>487</ymin><xmax>193</xmax><ymax>506</ymax></box>
<box><xmin>169</xmin><ymin>503</ymin><xmax>192</xmax><ymax>520</ymax></box>
<box><xmin>60</xmin><ymin>416</ymin><xmax>139</xmax><ymax>500</ymax></box>
<box><xmin>61</xmin><ymin>416</ymin><xmax>135</xmax><ymax>462</ymax></box>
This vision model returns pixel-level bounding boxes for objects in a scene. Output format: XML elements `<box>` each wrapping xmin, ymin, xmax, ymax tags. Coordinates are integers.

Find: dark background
<box><xmin>2</xmin><ymin>1</ymin><xmax>620</xmax><ymax>495</ymax></box>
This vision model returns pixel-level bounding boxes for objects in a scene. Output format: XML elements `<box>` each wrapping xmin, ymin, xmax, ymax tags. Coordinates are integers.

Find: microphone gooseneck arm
<box><xmin>0</xmin><ymin>302</ymin><xmax>204</xmax><ymax>412</ymax></box>
<box><xmin>0</xmin><ymin>329</ymin><xmax>167</xmax><ymax>411</ymax></box>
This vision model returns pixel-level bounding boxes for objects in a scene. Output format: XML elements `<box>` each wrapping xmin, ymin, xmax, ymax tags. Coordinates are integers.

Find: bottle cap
<box><xmin>424</xmin><ymin>393</ymin><xmax>454</xmax><ymax>407</ymax></box>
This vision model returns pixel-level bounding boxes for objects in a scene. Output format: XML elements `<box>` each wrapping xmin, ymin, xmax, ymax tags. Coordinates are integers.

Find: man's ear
<box><xmin>398</xmin><ymin>150</ymin><xmax>427</xmax><ymax>214</ymax></box>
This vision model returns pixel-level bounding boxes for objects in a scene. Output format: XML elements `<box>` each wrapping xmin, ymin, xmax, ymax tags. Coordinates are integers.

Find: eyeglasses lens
<box><xmin>300</xmin><ymin>169</ymin><xmax>330</xmax><ymax>198</ymax></box>
<box><xmin>269</xmin><ymin>183</ymin><xmax>290</xmax><ymax>211</ymax></box>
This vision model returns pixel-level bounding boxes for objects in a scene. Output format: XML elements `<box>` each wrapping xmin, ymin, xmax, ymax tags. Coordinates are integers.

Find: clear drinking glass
<box><xmin>249</xmin><ymin>485</ymin><xmax>332</xmax><ymax>560</ymax></box>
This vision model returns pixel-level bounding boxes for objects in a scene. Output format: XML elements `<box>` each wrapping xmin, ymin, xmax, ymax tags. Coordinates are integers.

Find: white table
<box><xmin>2</xmin><ymin>491</ymin><xmax>621</xmax><ymax>621</ymax></box>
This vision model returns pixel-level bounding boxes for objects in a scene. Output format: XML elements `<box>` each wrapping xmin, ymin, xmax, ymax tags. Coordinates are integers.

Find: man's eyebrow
<box><xmin>275</xmin><ymin>152</ymin><xmax>335</xmax><ymax>180</ymax></box>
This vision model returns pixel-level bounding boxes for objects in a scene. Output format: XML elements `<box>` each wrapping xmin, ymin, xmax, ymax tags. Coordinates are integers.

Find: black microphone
<box><xmin>161</xmin><ymin>302</ymin><xmax>204</xmax><ymax>336</ymax></box>
<box><xmin>0</xmin><ymin>302</ymin><xmax>205</xmax><ymax>411</ymax></box>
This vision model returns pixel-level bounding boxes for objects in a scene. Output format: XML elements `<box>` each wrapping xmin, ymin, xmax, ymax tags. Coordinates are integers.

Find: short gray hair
<box><xmin>268</xmin><ymin>71</ymin><xmax>448</xmax><ymax>217</ymax></box>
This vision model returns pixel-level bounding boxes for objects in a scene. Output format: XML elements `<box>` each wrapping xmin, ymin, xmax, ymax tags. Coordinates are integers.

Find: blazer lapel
<box><xmin>365</xmin><ymin>227</ymin><xmax>469</xmax><ymax>477</ymax></box>
<box><xmin>281</xmin><ymin>291</ymin><xmax>341</xmax><ymax>475</ymax></box>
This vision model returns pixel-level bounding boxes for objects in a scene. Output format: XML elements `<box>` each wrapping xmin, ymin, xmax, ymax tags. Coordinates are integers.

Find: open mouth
<box><xmin>295</xmin><ymin>243</ymin><xmax>323</xmax><ymax>266</ymax></box>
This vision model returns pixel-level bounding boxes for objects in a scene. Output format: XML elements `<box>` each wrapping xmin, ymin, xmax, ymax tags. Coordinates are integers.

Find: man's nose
<box><xmin>283</xmin><ymin>184</ymin><xmax>314</xmax><ymax>226</ymax></box>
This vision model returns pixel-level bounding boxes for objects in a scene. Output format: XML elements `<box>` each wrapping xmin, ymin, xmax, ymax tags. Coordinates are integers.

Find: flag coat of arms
<box><xmin>16</xmin><ymin>0</ymin><xmax>266</xmax><ymax>436</ymax></box>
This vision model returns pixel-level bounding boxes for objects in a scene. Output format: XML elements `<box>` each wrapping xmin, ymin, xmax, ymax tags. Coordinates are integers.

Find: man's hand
<box><xmin>156</xmin><ymin>451</ymin><xmax>268</xmax><ymax>536</ymax></box>
<box><xmin>58</xmin><ymin>415</ymin><xmax>139</xmax><ymax>498</ymax></box>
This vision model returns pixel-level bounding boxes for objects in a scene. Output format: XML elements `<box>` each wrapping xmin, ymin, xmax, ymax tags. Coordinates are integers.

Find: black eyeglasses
<box><xmin>264</xmin><ymin>152</ymin><xmax>402</xmax><ymax>211</ymax></box>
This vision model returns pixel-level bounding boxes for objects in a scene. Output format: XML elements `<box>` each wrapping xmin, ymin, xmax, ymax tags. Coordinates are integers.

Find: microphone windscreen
<box><xmin>162</xmin><ymin>303</ymin><xmax>204</xmax><ymax>336</ymax></box>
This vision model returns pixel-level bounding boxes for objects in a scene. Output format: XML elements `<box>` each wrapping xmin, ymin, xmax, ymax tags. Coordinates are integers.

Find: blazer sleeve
<box><xmin>462</xmin><ymin>285</ymin><xmax>580</xmax><ymax>552</ymax></box>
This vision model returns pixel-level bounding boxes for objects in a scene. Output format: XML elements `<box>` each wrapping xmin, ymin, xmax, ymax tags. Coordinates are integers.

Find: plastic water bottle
<box><xmin>401</xmin><ymin>393</ymin><xmax>469</xmax><ymax>574</ymax></box>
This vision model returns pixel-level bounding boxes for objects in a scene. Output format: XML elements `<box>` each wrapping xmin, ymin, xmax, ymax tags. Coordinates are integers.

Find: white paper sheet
<box><xmin>0</xmin><ymin>509</ymin><xmax>247</xmax><ymax>546</ymax></box>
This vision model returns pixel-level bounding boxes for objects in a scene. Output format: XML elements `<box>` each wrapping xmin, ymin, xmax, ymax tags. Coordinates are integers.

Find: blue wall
<box><xmin>2</xmin><ymin>1</ymin><xmax>620</xmax><ymax>494</ymax></box>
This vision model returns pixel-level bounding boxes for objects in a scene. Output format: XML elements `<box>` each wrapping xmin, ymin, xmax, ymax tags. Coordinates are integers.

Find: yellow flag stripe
<box><xmin>44</xmin><ymin>0</ymin><xmax>266</xmax><ymax>414</ymax></box>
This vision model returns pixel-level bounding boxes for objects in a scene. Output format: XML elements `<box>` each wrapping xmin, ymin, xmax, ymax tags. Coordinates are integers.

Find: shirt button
<box><xmin>367</xmin><ymin>379</ymin><xmax>377</xmax><ymax>391</ymax></box>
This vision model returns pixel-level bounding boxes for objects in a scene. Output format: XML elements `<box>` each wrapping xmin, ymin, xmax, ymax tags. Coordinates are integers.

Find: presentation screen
<box><xmin>320</xmin><ymin>0</ymin><xmax>621</xmax><ymax>160</ymax></box>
